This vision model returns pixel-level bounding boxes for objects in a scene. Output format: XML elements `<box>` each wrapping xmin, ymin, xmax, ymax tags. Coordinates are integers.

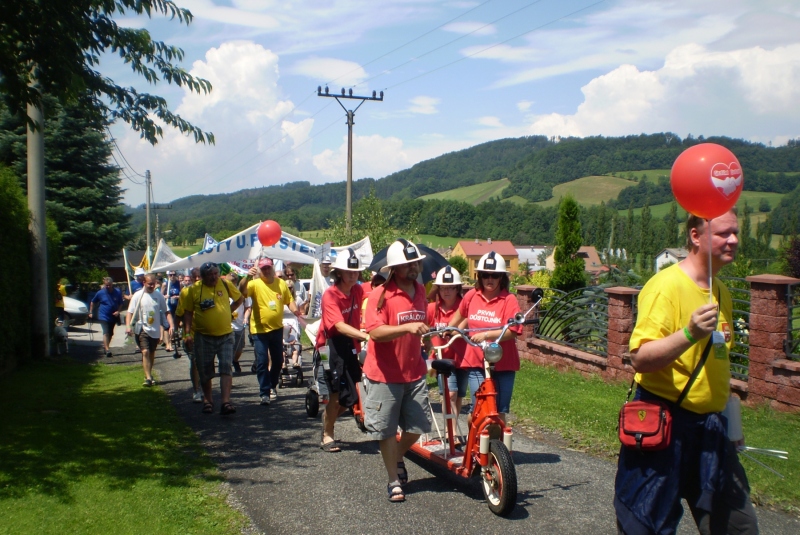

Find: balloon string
<box><xmin>707</xmin><ymin>219</ymin><xmax>713</xmax><ymax>304</ymax></box>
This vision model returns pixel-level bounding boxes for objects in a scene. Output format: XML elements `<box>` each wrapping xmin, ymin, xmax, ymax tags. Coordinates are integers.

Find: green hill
<box><xmin>420</xmin><ymin>178</ymin><xmax>510</xmax><ymax>204</ymax></box>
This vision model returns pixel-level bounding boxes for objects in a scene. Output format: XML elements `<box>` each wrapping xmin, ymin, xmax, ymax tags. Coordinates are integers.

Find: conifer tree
<box><xmin>551</xmin><ymin>195</ymin><xmax>586</xmax><ymax>292</ymax></box>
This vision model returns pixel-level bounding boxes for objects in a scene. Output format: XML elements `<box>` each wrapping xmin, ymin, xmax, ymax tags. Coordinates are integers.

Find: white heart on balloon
<box><xmin>709</xmin><ymin>162</ymin><xmax>743</xmax><ymax>198</ymax></box>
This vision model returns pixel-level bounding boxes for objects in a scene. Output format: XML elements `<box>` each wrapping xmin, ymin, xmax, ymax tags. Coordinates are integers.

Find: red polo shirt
<box><xmin>427</xmin><ymin>299</ymin><xmax>468</xmax><ymax>366</ymax></box>
<box><xmin>364</xmin><ymin>279</ymin><xmax>428</xmax><ymax>383</ymax></box>
<box><xmin>316</xmin><ymin>283</ymin><xmax>364</xmax><ymax>350</ymax></box>
<box><xmin>458</xmin><ymin>288</ymin><xmax>522</xmax><ymax>371</ymax></box>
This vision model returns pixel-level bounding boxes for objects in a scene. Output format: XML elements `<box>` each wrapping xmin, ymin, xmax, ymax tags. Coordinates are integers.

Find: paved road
<box><xmin>67</xmin><ymin>322</ymin><xmax>799</xmax><ymax>534</ymax></box>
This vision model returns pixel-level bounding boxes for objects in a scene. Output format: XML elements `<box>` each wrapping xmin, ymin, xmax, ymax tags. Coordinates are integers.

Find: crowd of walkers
<box><xmin>88</xmin><ymin>218</ymin><xmax>759</xmax><ymax>530</ymax></box>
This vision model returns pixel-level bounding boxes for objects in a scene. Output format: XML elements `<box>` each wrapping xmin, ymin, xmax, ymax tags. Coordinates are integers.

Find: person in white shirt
<box><xmin>126</xmin><ymin>274</ymin><xmax>174</xmax><ymax>386</ymax></box>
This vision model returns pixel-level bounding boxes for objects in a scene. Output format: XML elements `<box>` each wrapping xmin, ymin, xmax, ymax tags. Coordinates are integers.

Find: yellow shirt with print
<box><xmin>630</xmin><ymin>264</ymin><xmax>733</xmax><ymax>414</ymax></box>
<box><xmin>248</xmin><ymin>277</ymin><xmax>294</xmax><ymax>334</ymax></box>
<box><xmin>180</xmin><ymin>279</ymin><xmax>241</xmax><ymax>336</ymax></box>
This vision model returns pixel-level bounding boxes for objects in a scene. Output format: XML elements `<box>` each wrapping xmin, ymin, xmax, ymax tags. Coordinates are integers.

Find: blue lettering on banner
<box><xmin>279</xmin><ymin>237</ymin><xmax>289</xmax><ymax>250</ymax></box>
<box><xmin>224</xmin><ymin>239</ymin><xmax>232</xmax><ymax>251</ymax></box>
<box><xmin>236</xmin><ymin>235</ymin><xmax>246</xmax><ymax>249</ymax></box>
<box><xmin>250</xmin><ymin>233</ymin><xmax>258</xmax><ymax>247</ymax></box>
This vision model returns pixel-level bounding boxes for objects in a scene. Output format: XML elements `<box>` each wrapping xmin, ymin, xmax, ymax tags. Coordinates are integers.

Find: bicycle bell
<box><xmin>483</xmin><ymin>342</ymin><xmax>503</xmax><ymax>363</ymax></box>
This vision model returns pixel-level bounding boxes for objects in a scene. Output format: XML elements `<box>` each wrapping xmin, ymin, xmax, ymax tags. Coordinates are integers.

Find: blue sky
<box><xmin>109</xmin><ymin>0</ymin><xmax>800</xmax><ymax>207</ymax></box>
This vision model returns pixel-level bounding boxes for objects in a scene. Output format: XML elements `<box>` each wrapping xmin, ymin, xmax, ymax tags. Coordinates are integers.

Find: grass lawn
<box><xmin>510</xmin><ymin>361</ymin><xmax>800</xmax><ymax>514</ymax></box>
<box><xmin>0</xmin><ymin>360</ymin><xmax>246</xmax><ymax>534</ymax></box>
<box><xmin>534</xmin><ymin>176</ymin><xmax>637</xmax><ymax>208</ymax></box>
<box><xmin>420</xmin><ymin>178</ymin><xmax>510</xmax><ymax>205</ymax></box>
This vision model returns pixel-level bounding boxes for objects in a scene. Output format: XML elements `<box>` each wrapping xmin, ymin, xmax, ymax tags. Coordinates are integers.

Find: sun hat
<box><xmin>332</xmin><ymin>248</ymin><xmax>362</xmax><ymax>272</ymax></box>
<box><xmin>134</xmin><ymin>267</ymin><xmax>145</xmax><ymax>276</ymax></box>
<box><xmin>385</xmin><ymin>239</ymin><xmax>426</xmax><ymax>269</ymax></box>
<box><xmin>476</xmin><ymin>251</ymin><xmax>508</xmax><ymax>273</ymax></box>
<box><xmin>258</xmin><ymin>258</ymin><xmax>274</xmax><ymax>268</ymax></box>
<box><xmin>434</xmin><ymin>265</ymin><xmax>462</xmax><ymax>286</ymax></box>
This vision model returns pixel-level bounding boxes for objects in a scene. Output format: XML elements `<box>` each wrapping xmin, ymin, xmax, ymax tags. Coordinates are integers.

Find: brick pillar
<box><xmin>514</xmin><ymin>285</ymin><xmax>539</xmax><ymax>341</ymax></box>
<box><xmin>746</xmin><ymin>274</ymin><xmax>800</xmax><ymax>409</ymax></box>
<box><xmin>604</xmin><ymin>287</ymin><xmax>640</xmax><ymax>381</ymax></box>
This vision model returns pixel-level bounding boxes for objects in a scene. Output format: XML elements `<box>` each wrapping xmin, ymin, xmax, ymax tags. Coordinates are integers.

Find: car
<box><xmin>63</xmin><ymin>296</ymin><xmax>89</xmax><ymax>326</ymax></box>
<box><xmin>300</xmin><ymin>279</ymin><xmax>311</xmax><ymax>292</ymax></box>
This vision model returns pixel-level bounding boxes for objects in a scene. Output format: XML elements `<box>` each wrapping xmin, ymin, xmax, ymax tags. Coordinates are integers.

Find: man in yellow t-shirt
<box><xmin>182</xmin><ymin>262</ymin><xmax>243</xmax><ymax>415</ymax></box>
<box><xmin>615</xmin><ymin>210</ymin><xmax>758</xmax><ymax>534</ymax></box>
<box><xmin>241</xmin><ymin>258</ymin><xmax>300</xmax><ymax>405</ymax></box>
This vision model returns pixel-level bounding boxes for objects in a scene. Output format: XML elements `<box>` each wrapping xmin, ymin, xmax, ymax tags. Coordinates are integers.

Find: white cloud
<box><xmin>442</xmin><ymin>21</ymin><xmax>496</xmax><ymax>36</ymax></box>
<box><xmin>116</xmin><ymin>41</ymin><xmax>321</xmax><ymax>204</ymax></box>
<box><xmin>477</xmin><ymin>116</ymin><xmax>503</xmax><ymax>128</ymax></box>
<box><xmin>180</xmin><ymin>0</ymin><xmax>281</xmax><ymax>30</ymax></box>
<box><xmin>517</xmin><ymin>100</ymin><xmax>532</xmax><ymax>112</ymax></box>
<box><xmin>408</xmin><ymin>96</ymin><xmax>440</xmax><ymax>115</ymax></box>
<box><xmin>524</xmin><ymin>43</ymin><xmax>800</xmax><ymax>142</ymax></box>
<box><xmin>288</xmin><ymin>57</ymin><xmax>367</xmax><ymax>87</ymax></box>
<box><xmin>313</xmin><ymin>134</ymin><xmax>412</xmax><ymax>180</ymax></box>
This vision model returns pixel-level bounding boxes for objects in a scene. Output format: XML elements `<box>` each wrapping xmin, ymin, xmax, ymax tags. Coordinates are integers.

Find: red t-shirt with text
<box><xmin>364</xmin><ymin>279</ymin><xmax>428</xmax><ymax>383</ymax></box>
<box><xmin>316</xmin><ymin>284</ymin><xmax>363</xmax><ymax>350</ymax></box>
<box><xmin>426</xmin><ymin>299</ymin><xmax>468</xmax><ymax>366</ymax></box>
<box><xmin>458</xmin><ymin>288</ymin><xmax>522</xmax><ymax>371</ymax></box>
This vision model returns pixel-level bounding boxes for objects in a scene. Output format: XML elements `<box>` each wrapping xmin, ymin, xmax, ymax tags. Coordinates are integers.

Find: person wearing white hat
<box><xmin>447</xmin><ymin>251</ymin><xmax>521</xmax><ymax>425</ymax></box>
<box><xmin>316</xmin><ymin>248</ymin><xmax>369</xmax><ymax>452</ymax></box>
<box><xmin>124</xmin><ymin>266</ymin><xmax>147</xmax><ymax>302</ymax></box>
<box><xmin>427</xmin><ymin>266</ymin><xmax>473</xmax><ymax>420</ymax></box>
<box><xmin>363</xmin><ymin>239</ymin><xmax>432</xmax><ymax>503</ymax></box>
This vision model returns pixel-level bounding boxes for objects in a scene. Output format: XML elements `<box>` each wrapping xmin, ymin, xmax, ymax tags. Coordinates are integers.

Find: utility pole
<box><xmin>317</xmin><ymin>86</ymin><xmax>383</xmax><ymax>233</ymax></box>
<box><xmin>28</xmin><ymin>95</ymin><xmax>49</xmax><ymax>358</ymax></box>
<box><xmin>145</xmin><ymin>170</ymin><xmax>151</xmax><ymax>267</ymax></box>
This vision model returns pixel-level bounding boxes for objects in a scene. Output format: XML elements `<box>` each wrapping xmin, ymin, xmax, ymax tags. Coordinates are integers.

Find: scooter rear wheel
<box><xmin>481</xmin><ymin>439</ymin><xmax>517</xmax><ymax>516</ymax></box>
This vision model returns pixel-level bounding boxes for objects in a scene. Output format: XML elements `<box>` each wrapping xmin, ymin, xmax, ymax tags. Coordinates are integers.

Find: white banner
<box><xmin>152</xmin><ymin>224</ymin><xmax>373</xmax><ymax>273</ymax></box>
<box><xmin>151</xmin><ymin>239</ymin><xmax>183</xmax><ymax>271</ymax></box>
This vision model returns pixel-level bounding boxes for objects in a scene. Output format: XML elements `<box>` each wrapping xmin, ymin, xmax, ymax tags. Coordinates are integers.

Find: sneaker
<box><xmin>260</xmin><ymin>396</ymin><xmax>271</xmax><ymax>406</ymax></box>
<box><xmin>143</xmin><ymin>378</ymin><xmax>154</xmax><ymax>387</ymax></box>
<box><xmin>233</xmin><ymin>361</ymin><xmax>241</xmax><ymax>374</ymax></box>
<box><xmin>193</xmin><ymin>391</ymin><xmax>203</xmax><ymax>403</ymax></box>
<box><xmin>269</xmin><ymin>390</ymin><xmax>278</xmax><ymax>401</ymax></box>
<box><xmin>106</xmin><ymin>351</ymin><xmax>112</xmax><ymax>358</ymax></box>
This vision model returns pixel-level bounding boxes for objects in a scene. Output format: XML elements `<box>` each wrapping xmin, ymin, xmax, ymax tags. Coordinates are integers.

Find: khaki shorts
<box><xmin>363</xmin><ymin>377</ymin><xmax>432</xmax><ymax>440</ymax></box>
<box><xmin>136</xmin><ymin>331</ymin><xmax>159</xmax><ymax>353</ymax></box>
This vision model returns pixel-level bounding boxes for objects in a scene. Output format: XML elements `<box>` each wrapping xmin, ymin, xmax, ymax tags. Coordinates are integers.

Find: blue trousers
<box><xmin>254</xmin><ymin>329</ymin><xmax>283</xmax><ymax>397</ymax></box>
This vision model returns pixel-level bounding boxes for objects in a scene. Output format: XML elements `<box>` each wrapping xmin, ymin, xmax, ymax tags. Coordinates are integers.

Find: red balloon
<box><xmin>670</xmin><ymin>143</ymin><xmax>744</xmax><ymax>220</ymax></box>
<box><xmin>257</xmin><ymin>220</ymin><xmax>282</xmax><ymax>246</ymax></box>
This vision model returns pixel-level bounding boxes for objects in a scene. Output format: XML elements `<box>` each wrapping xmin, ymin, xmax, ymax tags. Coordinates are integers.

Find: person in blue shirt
<box><xmin>125</xmin><ymin>267</ymin><xmax>146</xmax><ymax>301</ymax></box>
<box><xmin>89</xmin><ymin>277</ymin><xmax>124</xmax><ymax>358</ymax></box>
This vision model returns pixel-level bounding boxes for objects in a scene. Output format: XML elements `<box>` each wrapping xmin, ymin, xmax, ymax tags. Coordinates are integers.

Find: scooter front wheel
<box><xmin>305</xmin><ymin>389</ymin><xmax>319</xmax><ymax>417</ymax></box>
<box><xmin>481</xmin><ymin>439</ymin><xmax>517</xmax><ymax>516</ymax></box>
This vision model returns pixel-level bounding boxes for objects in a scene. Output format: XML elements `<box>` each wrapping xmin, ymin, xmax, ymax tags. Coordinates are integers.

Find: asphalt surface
<box><xmin>64</xmin><ymin>322</ymin><xmax>800</xmax><ymax>535</ymax></box>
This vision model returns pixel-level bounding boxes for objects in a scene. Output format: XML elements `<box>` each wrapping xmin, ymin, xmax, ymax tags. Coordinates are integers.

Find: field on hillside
<box><xmin>632</xmin><ymin>191</ymin><xmax>786</xmax><ymax>220</ymax></box>
<box><xmin>534</xmin><ymin>176</ymin><xmax>637</xmax><ymax>208</ymax></box>
<box><xmin>420</xmin><ymin>178</ymin><xmax>509</xmax><ymax>204</ymax></box>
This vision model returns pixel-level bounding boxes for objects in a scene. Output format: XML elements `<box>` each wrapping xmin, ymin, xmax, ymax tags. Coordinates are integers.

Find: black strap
<box><xmin>675</xmin><ymin>337</ymin><xmax>713</xmax><ymax>407</ymax></box>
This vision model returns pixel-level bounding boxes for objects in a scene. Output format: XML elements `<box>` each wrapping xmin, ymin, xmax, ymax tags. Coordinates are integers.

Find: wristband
<box><xmin>184</xmin><ymin>334</ymin><xmax>193</xmax><ymax>340</ymax></box>
<box><xmin>683</xmin><ymin>327</ymin><xmax>698</xmax><ymax>345</ymax></box>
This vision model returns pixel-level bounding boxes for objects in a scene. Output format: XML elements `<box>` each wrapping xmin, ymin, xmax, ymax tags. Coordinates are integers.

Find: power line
<box><xmin>386</xmin><ymin>0</ymin><xmax>606</xmax><ymax>91</ymax></box>
<box><xmin>361</xmin><ymin>0</ymin><xmax>548</xmax><ymax>90</ymax></box>
<box><xmin>106</xmin><ymin>127</ymin><xmax>146</xmax><ymax>177</ymax></box>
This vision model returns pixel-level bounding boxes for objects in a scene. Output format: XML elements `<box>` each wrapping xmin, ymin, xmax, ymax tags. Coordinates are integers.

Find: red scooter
<box><xmin>407</xmin><ymin>289</ymin><xmax>543</xmax><ymax>516</ymax></box>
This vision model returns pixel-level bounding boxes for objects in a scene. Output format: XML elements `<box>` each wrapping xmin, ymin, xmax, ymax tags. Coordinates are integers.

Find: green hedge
<box><xmin>0</xmin><ymin>166</ymin><xmax>32</xmax><ymax>373</ymax></box>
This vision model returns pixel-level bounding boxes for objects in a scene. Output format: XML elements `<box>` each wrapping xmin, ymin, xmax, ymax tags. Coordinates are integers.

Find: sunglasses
<box><xmin>480</xmin><ymin>272</ymin><xmax>502</xmax><ymax>280</ymax></box>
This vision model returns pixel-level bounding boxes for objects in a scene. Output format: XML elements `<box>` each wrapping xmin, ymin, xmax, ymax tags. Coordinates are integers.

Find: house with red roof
<box><xmin>451</xmin><ymin>239</ymin><xmax>519</xmax><ymax>280</ymax></box>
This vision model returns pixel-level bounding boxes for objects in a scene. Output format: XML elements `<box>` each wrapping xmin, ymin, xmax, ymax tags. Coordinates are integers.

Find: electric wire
<box><xmin>385</xmin><ymin>0</ymin><xmax>606</xmax><ymax>91</ymax></box>
<box><xmin>106</xmin><ymin>127</ymin><xmax>146</xmax><ymax>177</ymax></box>
<box><xmin>358</xmin><ymin>0</ymin><xmax>548</xmax><ymax>90</ymax></box>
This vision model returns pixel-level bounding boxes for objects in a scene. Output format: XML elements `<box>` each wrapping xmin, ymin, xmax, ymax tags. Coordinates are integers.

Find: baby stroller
<box><xmin>278</xmin><ymin>323</ymin><xmax>304</xmax><ymax>388</ymax></box>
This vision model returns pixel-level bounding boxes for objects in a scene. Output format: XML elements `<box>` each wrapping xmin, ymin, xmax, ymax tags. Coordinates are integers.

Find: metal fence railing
<box><xmin>537</xmin><ymin>286</ymin><xmax>609</xmax><ymax>357</ymax></box>
<box><xmin>786</xmin><ymin>282</ymin><xmax>800</xmax><ymax>361</ymax></box>
<box><xmin>720</xmin><ymin>277</ymin><xmax>751</xmax><ymax>380</ymax></box>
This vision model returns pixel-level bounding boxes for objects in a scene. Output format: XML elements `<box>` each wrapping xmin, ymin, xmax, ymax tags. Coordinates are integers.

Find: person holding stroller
<box><xmin>447</xmin><ymin>251</ymin><xmax>521</xmax><ymax>426</ymax></box>
<box><xmin>316</xmin><ymin>249</ymin><xmax>369</xmax><ymax>452</ymax></box>
<box><xmin>426</xmin><ymin>266</ymin><xmax>471</xmax><ymax>420</ymax></box>
<box><xmin>363</xmin><ymin>239</ymin><xmax>432</xmax><ymax>503</ymax></box>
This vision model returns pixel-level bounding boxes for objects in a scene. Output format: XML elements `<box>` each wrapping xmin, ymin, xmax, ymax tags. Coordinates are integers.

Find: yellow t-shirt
<box><xmin>55</xmin><ymin>284</ymin><xmax>66</xmax><ymax>308</ymax></box>
<box><xmin>247</xmin><ymin>277</ymin><xmax>294</xmax><ymax>334</ymax></box>
<box><xmin>630</xmin><ymin>264</ymin><xmax>733</xmax><ymax>414</ymax></box>
<box><xmin>180</xmin><ymin>279</ymin><xmax>241</xmax><ymax>336</ymax></box>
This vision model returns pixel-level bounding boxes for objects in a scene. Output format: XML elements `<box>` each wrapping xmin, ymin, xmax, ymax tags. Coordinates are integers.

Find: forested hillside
<box><xmin>503</xmin><ymin>133</ymin><xmax>800</xmax><ymax>203</ymax></box>
<box><xmin>131</xmin><ymin>133</ymin><xmax>800</xmax><ymax>246</ymax></box>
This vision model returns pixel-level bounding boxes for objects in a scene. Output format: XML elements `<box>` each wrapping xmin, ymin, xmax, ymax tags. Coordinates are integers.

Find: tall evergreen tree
<box><xmin>664</xmin><ymin>202</ymin><xmax>679</xmax><ymax>249</ymax></box>
<box><xmin>0</xmin><ymin>95</ymin><xmax>131</xmax><ymax>279</ymax></box>
<box><xmin>739</xmin><ymin>202</ymin><xmax>753</xmax><ymax>258</ymax></box>
<box><xmin>625</xmin><ymin>203</ymin><xmax>635</xmax><ymax>256</ymax></box>
<box><xmin>551</xmin><ymin>195</ymin><xmax>586</xmax><ymax>292</ymax></box>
